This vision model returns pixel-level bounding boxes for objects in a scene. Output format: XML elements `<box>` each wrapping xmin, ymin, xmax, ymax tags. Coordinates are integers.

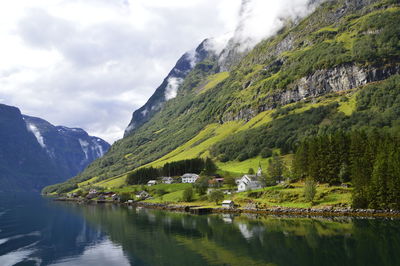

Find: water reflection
<box><xmin>72</xmin><ymin>203</ymin><xmax>400</xmax><ymax>266</ymax></box>
<box><xmin>50</xmin><ymin>239</ymin><xmax>130</xmax><ymax>266</ymax></box>
<box><xmin>1</xmin><ymin>194</ymin><xmax>400</xmax><ymax>266</ymax></box>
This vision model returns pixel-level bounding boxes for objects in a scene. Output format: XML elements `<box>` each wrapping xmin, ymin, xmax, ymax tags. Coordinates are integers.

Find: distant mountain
<box><xmin>0</xmin><ymin>104</ymin><xmax>110</xmax><ymax>191</ymax></box>
<box><xmin>23</xmin><ymin>115</ymin><xmax>109</xmax><ymax>178</ymax></box>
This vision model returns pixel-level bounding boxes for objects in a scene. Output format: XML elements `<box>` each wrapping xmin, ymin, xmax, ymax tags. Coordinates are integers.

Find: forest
<box><xmin>292</xmin><ymin>131</ymin><xmax>400</xmax><ymax>210</ymax></box>
<box><xmin>126</xmin><ymin>158</ymin><xmax>217</xmax><ymax>185</ymax></box>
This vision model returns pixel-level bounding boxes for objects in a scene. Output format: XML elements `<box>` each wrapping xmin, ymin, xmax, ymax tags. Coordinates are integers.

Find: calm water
<box><xmin>1</xmin><ymin>194</ymin><xmax>400</xmax><ymax>266</ymax></box>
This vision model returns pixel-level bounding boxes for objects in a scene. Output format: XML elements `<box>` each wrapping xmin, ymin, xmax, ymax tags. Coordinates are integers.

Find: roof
<box><xmin>182</xmin><ymin>173</ymin><xmax>199</xmax><ymax>178</ymax></box>
<box><xmin>222</xmin><ymin>200</ymin><xmax>233</xmax><ymax>204</ymax></box>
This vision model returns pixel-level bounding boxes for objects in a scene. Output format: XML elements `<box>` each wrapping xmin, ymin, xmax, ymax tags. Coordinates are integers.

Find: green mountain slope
<box><xmin>45</xmin><ymin>0</ymin><xmax>400</xmax><ymax>193</ymax></box>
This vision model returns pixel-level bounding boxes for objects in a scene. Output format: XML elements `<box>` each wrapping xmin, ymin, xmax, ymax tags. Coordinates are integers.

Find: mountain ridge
<box><xmin>124</xmin><ymin>39</ymin><xmax>215</xmax><ymax>137</ymax></box>
<box><xmin>0</xmin><ymin>103</ymin><xmax>110</xmax><ymax>191</ymax></box>
<box><xmin>45</xmin><ymin>0</ymin><xmax>400</xmax><ymax>194</ymax></box>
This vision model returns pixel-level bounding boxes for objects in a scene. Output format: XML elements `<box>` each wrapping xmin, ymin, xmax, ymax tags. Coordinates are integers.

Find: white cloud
<box><xmin>164</xmin><ymin>77</ymin><xmax>184</xmax><ymax>100</ymax></box>
<box><xmin>0</xmin><ymin>0</ymin><xmax>321</xmax><ymax>143</ymax></box>
<box><xmin>231</xmin><ymin>0</ymin><xmax>324</xmax><ymax>52</ymax></box>
<box><xmin>50</xmin><ymin>239</ymin><xmax>130</xmax><ymax>266</ymax></box>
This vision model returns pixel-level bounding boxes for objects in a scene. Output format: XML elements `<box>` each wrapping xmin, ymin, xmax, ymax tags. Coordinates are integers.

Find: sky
<box><xmin>0</xmin><ymin>0</ymin><xmax>318</xmax><ymax>144</ymax></box>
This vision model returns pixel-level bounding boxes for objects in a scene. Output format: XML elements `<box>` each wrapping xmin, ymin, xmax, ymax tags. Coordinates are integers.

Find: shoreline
<box><xmin>53</xmin><ymin>197</ymin><xmax>400</xmax><ymax>218</ymax></box>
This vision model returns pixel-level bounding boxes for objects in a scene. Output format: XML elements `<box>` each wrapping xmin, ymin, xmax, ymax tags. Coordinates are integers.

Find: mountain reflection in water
<box><xmin>1</xmin><ymin>194</ymin><xmax>400</xmax><ymax>266</ymax></box>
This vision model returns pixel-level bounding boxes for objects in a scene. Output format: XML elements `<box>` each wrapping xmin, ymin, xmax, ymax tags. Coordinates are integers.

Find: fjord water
<box><xmin>1</xmin><ymin>195</ymin><xmax>400</xmax><ymax>266</ymax></box>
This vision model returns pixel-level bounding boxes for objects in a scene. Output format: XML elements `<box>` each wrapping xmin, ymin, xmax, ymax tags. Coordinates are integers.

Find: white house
<box><xmin>237</xmin><ymin>175</ymin><xmax>263</xmax><ymax>192</ymax></box>
<box><xmin>147</xmin><ymin>180</ymin><xmax>157</xmax><ymax>186</ymax></box>
<box><xmin>222</xmin><ymin>200</ymin><xmax>235</xmax><ymax>208</ymax></box>
<box><xmin>162</xmin><ymin>177</ymin><xmax>174</xmax><ymax>184</ymax></box>
<box><xmin>181</xmin><ymin>173</ymin><xmax>200</xmax><ymax>183</ymax></box>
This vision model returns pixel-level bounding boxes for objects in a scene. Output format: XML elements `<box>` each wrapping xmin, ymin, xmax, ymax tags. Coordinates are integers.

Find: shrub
<box><xmin>182</xmin><ymin>187</ymin><xmax>194</xmax><ymax>202</ymax></box>
<box><xmin>304</xmin><ymin>177</ymin><xmax>317</xmax><ymax>202</ymax></box>
<box><xmin>209</xmin><ymin>190</ymin><xmax>224</xmax><ymax>204</ymax></box>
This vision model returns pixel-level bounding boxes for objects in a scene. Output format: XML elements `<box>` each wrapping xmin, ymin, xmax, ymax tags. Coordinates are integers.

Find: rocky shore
<box><xmin>53</xmin><ymin>197</ymin><xmax>400</xmax><ymax>218</ymax></box>
<box><xmin>132</xmin><ymin>202</ymin><xmax>400</xmax><ymax>218</ymax></box>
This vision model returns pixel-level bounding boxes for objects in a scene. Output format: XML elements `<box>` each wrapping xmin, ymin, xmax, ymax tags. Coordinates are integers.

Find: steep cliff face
<box><xmin>23</xmin><ymin>116</ymin><xmax>110</xmax><ymax>178</ymax></box>
<box><xmin>0</xmin><ymin>104</ymin><xmax>110</xmax><ymax>191</ymax></box>
<box><xmin>222</xmin><ymin>63</ymin><xmax>400</xmax><ymax>122</ymax></box>
<box><xmin>0</xmin><ymin>105</ymin><xmax>59</xmax><ymax>191</ymax></box>
<box><xmin>124</xmin><ymin>39</ymin><xmax>214</xmax><ymax>137</ymax></box>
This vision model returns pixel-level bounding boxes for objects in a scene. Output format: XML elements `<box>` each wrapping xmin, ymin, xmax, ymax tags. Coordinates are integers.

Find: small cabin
<box><xmin>147</xmin><ymin>180</ymin><xmax>157</xmax><ymax>186</ymax></box>
<box><xmin>222</xmin><ymin>200</ymin><xmax>235</xmax><ymax>208</ymax></box>
<box><xmin>162</xmin><ymin>177</ymin><xmax>174</xmax><ymax>184</ymax></box>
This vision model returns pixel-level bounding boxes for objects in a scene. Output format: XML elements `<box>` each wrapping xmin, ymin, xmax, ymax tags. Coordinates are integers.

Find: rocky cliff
<box><xmin>24</xmin><ymin>115</ymin><xmax>110</xmax><ymax>177</ymax></box>
<box><xmin>0</xmin><ymin>104</ymin><xmax>110</xmax><ymax>191</ymax></box>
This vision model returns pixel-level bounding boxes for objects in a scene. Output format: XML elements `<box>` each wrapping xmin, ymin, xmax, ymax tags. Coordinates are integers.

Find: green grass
<box><xmin>217</xmin><ymin>156</ymin><xmax>270</xmax><ymax>175</ymax></box>
<box><xmin>338</xmin><ymin>92</ymin><xmax>358</xmax><ymax>115</ymax></box>
<box><xmin>238</xmin><ymin>110</ymin><xmax>274</xmax><ymax>131</ymax></box>
<box><xmin>142</xmin><ymin>182</ymin><xmax>352</xmax><ymax>209</ymax></box>
<box><xmin>144</xmin><ymin>121</ymin><xmax>244</xmax><ymax>168</ymax></box>
<box><xmin>231</xmin><ymin>183</ymin><xmax>352</xmax><ymax>208</ymax></box>
<box><xmin>96</xmin><ymin>175</ymin><xmax>127</xmax><ymax>189</ymax></box>
<box><xmin>145</xmin><ymin>183</ymin><xmax>196</xmax><ymax>203</ymax></box>
<box><xmin>77</xmin><ymin>176</ymin><xmax>99</xmax><ymax>187</ymax></box>
<box><xmin>198</xmin><ymin>72</ymin><xmax>230</xmax><ymax>94</ymax></box>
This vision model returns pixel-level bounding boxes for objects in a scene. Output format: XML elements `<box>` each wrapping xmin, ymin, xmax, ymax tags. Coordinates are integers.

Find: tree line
<box><xmin>292</xmin><ymin>131</ymin><xmax>400</xmax><ymax>209</ymax></box>
<box><xmin>126</xmin><ymin>158</ymin><xmax>217</xmax><ymax>185</ymax></box>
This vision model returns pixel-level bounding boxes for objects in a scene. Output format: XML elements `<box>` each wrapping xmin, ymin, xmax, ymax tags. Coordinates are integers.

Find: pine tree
<box><xmin>369</xmin><ymin>150</ymin><xmax>389</xmax><ymax>209</ymax></box>
<box><xmin>204</xmin><ymin>158</ymin><xmax>217</xmax><ymax>176</ymax></box>
<box><xmin>292</xmin><ymin>141</ymin><xmax>309</xmax><ymax>180</ymax></box>
<box><xmin>267</xmin><ymin>153</ymin><xmax>286</xmax><ymax>183</ymax></box>
<box><xmin>350</xmin><ymin>131</ymin><xmax>371</xmax><ymax>208</ymax></box>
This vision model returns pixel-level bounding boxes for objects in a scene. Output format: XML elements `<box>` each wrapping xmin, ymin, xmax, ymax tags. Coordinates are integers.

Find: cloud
<box><xmin>0</xmin><ymin>0</ymin><xmax>322</xmax><ymax>143</ymax></box>
<box><xmin>0</xmin><ymin>0</ymin><xmax>239</xmax><ymax>143</ymax></box>
<box><xmin>164</xmin><ymin>77</ymin><xmax>184</xmax><ymax>100</ymax></box>
<box><xmin>207</xmin><ymin>0</ymin><xmax>324</xmax><ymax>54</ymax></box>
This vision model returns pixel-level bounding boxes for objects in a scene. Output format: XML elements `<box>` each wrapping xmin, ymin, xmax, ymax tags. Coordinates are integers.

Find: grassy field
<box><xmin>230</xmin><ymin>183</ymin><xmax>352</xmax><ymax>209</ymax></box>
<box><xmin>198</xmin><ymin>72</ymin><xmax>230</xmax><ymax>94</ymax></box>
<box><xmin>108</xmin><ymin>182</ymin><xmax>352</xmax><ymax>209</ymax></box>
<box><xmin>76</xmin><ymin>92</ymin><xmax>353</xmax><ymax>190</ymax></box>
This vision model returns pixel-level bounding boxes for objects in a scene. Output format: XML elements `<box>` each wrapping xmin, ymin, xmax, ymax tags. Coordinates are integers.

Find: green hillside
<box><xmin>44</xmin><ymin>0</ymin><xmax>400</xmax><ymax>195</ymax></box>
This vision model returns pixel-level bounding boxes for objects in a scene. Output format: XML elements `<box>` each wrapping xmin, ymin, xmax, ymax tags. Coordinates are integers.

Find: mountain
<box><xmin>47</xmin><ymin>0</ymin><xmax>400</xmax><ymax>194</ymax></box>
<box><xmin>0</xmin><ymin>104</ymin><xmax>59</xmax><ymax>191</ymax></box>
<box><xmin>124</xmin><ymin>39</ymin><xmax>215</xmax><ymax>137</ymax></box>
<box><xmin>0</xmin><ymin>104</ymin><xmax>110</xmax><ymax>191</ymax></box>
<box><xmin>23</xmin><ymin>115</ymin><xmax>109</xmax><ymax>178</ymax></box>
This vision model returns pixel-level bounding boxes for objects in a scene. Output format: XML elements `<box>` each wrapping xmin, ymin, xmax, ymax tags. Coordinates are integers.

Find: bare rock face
<box><xmin>222</xmin><ymin>63</ymin><xmax>400</xmax><ymax>122</ymax></box>
<box><xmin>280</xmin><ymin>64</ymin><xmax>400</xmax><ymax>104</ymax></box>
